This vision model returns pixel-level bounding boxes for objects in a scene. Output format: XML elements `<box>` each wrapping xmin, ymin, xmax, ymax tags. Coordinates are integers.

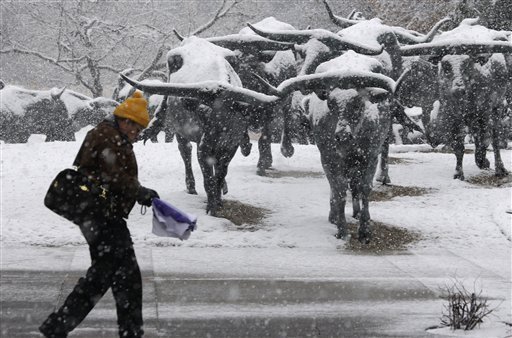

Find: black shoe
<box><xmin>39</xmin><ymin>314</ymin><xmax>67</xmax><ymax>338</ymax></box>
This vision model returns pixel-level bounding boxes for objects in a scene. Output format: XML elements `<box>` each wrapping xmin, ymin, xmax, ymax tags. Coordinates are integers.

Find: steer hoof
<box><xmin>187</xmin><ymin>188</ymin><xmax>198</xmax><ymax>195</ymax></box>
<box><xmin>206</xmin><ymin>203</ymin><xmax>221</xmax><ymax>217</ymax></box>
<box><xmin>256</xmin><ymin>167</ymin><xmax>267</xmax><ymax>176</ymax></box>
<box><xmin>335</xmin><ymin>227</ymin><xmax>348</xmax><ymax>240</ymax></box>
<box><xmin>476</xmin><ymin>158</ymin><xmax>490</xmax><ymax>170</ymax></box>
<box><xmin>280</xmin><ymin>143</ymin><xmax>294</xmax><ymax>158</ymax></box>
<box><xmin>495</xmin><ymin>167</ymin><xmax>509</xmax><ymax>178</ymax></box>
<box><xmin>453</xmin><ymin>172</ymin><xmax>465</xmax><ymax>181</ymax></box>
<box><xmin>240</xmin><ymin>142</ymin><xmax>252</xmax><ymax>157</ymax></box>
<box><xmin>376</xmin><ymin>174</ymin><xmax>391</xmax><ymax>185</ymax></box>
<box><xmin>358</xmin><ymin>227</ymin><xmax>371</xmax><ymax>244</ymax></box>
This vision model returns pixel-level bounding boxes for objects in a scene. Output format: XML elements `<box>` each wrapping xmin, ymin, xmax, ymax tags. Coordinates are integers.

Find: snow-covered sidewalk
<box><xmin>1</xmin><ymin>134</ymin><xmax>511</xmax><ymax>336</ymax></box>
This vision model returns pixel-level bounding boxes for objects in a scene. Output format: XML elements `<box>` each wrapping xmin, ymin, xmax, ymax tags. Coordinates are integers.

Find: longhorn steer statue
<box><xmin>400</xmin><ymin>19</ymin><xmax>512</xmax><ymax>179</ymax></box>
<box><xmin>0</xmin><ymin>84</ymin><xmax>71</xmax><ymax>143</ymax></box>
<box><xmin>257</xmin><ymin>52</ymin><xmax>398</xmax><ymax>244</ymax></box>
<box><xmin>120</xmin><ymin>36</ymin><xmax>280</xmax><ymax>215</ymax></box>
<box><xmin>320</xmin><ymin>0</ymin><xmax>451</xmax><ymax>184</ymax></box>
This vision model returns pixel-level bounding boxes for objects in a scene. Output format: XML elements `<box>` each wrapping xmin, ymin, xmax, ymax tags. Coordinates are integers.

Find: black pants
<box><xmin>40</xmin><ymin>217</ymin><xmax>144</xmax><ymax>338</ymax></box>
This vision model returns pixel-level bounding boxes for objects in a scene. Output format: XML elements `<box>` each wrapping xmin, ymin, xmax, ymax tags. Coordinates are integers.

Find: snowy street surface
<box><xmin>1</xmin><ymin>132</ymin><xmax>511</xmax><ymax>337</ymax></box>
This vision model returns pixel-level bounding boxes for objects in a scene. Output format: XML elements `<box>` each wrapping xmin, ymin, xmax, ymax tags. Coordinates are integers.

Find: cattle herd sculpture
<box><xmin>2</xmin><ymin>0</ymin><xmax>511</xmax><ymax>244</ymax></box>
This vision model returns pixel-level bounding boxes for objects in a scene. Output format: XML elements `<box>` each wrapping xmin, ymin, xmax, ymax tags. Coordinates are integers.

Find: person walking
<box><xmin>39</xmin><ymin>91</ymin><xmax>159</xmax><ymax>338</ymax></box>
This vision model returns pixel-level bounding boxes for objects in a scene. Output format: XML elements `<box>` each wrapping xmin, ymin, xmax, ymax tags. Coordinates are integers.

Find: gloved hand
<box><xmin>136</xmin><ymin>186</ymin><xmax>159</xmax><ymax>206</ymax></box>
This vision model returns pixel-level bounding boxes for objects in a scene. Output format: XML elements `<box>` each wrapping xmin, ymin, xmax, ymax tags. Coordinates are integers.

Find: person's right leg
<box><xmin>39</xmin><ymin>218</ymin><xmax>117</xmax><ymax>337</ymax></box>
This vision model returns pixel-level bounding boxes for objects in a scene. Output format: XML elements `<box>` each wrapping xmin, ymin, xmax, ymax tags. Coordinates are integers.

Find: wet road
<box><xmin>1</xmin><ymin>270</ymin><xmax>445</xmax><ymax>338</ymax></box>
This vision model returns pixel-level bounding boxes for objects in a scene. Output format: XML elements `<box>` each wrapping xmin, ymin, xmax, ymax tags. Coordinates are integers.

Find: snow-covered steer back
<box><xmin>0</xmin><ymin>84</ymin><xmax>71</xmax><ymax>143</ymax></box>
<box><xmin>61</xmin><ymin>90</ymin><xmax>119</xmax><ymax>133</ymax></box>
<box><xmin>121</xmin><ymin>36</ymin><xmax>279</xmax><ymax>215</ymax></box>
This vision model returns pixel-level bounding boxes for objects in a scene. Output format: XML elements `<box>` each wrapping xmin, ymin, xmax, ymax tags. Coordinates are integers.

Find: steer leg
<box><xmin>452</xmin><ymin>135</ymin><xmax>466</xmax><ymax>180</ymax></box>
<box><xmin>280</xmin><ymin>131</ymin><xmax>294</xmax><ymax>158</ymax></box>
<box><xmin>197</xmin><ymin>147</ymin><xmax>217</xmax><ymax>215</ymax></box>
<box><xmin>177</xmin><ymin>134</ymin><xmax>197</xmax><ymax>194</ymax></box>
<box><xmin>319</xmin><ymin>150</ymin><xmax>348</xmax><ymax>239</ymax></box>
<box><xmin>331</xmin><ymin>184</ymin><xmax>349</xmax><ymax>240</ymax></box>
<box><xmin>257</xmin><ymin>125</ymin><xmax>273</xmax><ymax>176</ymax></box>
<box><xmin>350</xmin><ymin>181</ymin><xmax>361</xmax><ymax>220</ymax></box>
<box><xmin>473</xmin><ymin>131</ymin><xmax>490</xmax><ymax>170</ymax></box>
<box><xmin>280</xmin><ymin>102</ymin><xmax>295</xmax><ymax>158</ymax></box>
<box><xmin>491</xmin><ymin>114</ymin><xmax>509</xmax><ymax>177</ymax></box>
<box><xmin>164</xmin><ymin>122</ymin><xmax>175</xmax><ymax>143</ymax></box>
<box><xmin>209</xmin><ymin>147</ymin><xmax>238</xmax><ymax>215</ymax></box>
<box><xmin>357</xmin><ymin>186</ymin><xmax>372</xmax><ymax>245</ymax></box>
<box><xmin>375</xmin><ymin>131</ymin><xmax>391</xmax><ymax>185</ymax></box>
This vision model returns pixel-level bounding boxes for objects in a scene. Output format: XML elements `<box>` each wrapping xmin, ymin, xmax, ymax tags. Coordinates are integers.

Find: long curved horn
<box><xmin>255</xmin><ymin>71</ymin><xmax>395</xmax><ymax>97</ymax></box>
<box><xmin>252</xmin><ymin>73</ymin><xmax>281</xmax><ymax>96</ymax></box>
<box><xmin>120</xmin><ymin>73</ymin><xmax>279</xmax><ymax>105</ymax></box>
<box><xmin>393</xmin><ymin>68</ymin><xmax>412</xmax><ymax>97</ymax></box>
<box><xmin>206</xmin><ymin>34</ymin><xmax>295</xmax><ymax>53</ymax></box>
<box><xmin>393</xmin><ymin>17</ymin><xmax>452</xmax><ymax>44</ymax></box>
<box><xmin>422</xmin><ymin>17</ymin><xmax>452</xmax><ymax>43</ymax></box>
<box><xmin>247</xmin><ymin>23</ymin><xmax>383</xmax><ymax>55</ymax></box>
<box><xmin>401</xmin><ymin>41</ymin><xmax>512</xmax><ymax>57</ymax></box>
<box><xmin>247</xmin><ymin>22</ymin><xmax>320</xmax><ymax>44</ymax></box>
<box><xmin>322</xmin><ymin>0</ymin><xmax>361</xmax><ymax>28</ymax></box>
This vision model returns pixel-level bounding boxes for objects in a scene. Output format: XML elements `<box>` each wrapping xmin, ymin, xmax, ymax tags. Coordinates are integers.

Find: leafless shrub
<box><xmin>439</xmin><ymin>279</ymin><xmax>496</xmax><ymax>330</ymax></box>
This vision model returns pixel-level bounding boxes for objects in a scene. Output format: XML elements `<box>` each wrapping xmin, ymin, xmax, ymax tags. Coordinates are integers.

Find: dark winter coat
<box><xmin>73</xmin><ymin>119</ymin><xmax>140</xmax><ymax>218</ymax></box>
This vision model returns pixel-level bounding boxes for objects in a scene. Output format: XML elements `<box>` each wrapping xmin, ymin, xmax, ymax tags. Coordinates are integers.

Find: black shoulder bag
<box><xmin>44</xmin><ymin>168</ymin><xmax>113</xmax><ymax>225</ymax></box>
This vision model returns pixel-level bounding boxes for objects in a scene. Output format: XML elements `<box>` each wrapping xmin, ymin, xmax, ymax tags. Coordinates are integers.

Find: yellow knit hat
<box><xmin>113</xmin><ymin>91</ymin><xmax>150</xmax><ymax>128</ymax></box>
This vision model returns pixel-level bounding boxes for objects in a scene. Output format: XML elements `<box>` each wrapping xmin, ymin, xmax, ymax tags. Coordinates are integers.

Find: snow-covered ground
<box><xmin>1</xmin><ymin>129</ymin><xmax>511</xmax><ymax>337</ymax></box>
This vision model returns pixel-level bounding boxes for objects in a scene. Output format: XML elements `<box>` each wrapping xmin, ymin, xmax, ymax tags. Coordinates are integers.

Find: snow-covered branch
<box><xmin>0</xmin><ymin>48</ymin><xmax>76</xmax><ymax>72</ymax></box>
<box><xmin>192</xmin><ymin>0</ymin><xmax>245</xmax><ymax>36</ymax></box>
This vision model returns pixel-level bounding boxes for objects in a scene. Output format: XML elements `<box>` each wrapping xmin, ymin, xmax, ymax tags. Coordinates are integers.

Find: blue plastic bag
<box><xmin>151</xmin><ymin>198</ymin><xmax>197</xmax><ymax>240</ymax></box>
